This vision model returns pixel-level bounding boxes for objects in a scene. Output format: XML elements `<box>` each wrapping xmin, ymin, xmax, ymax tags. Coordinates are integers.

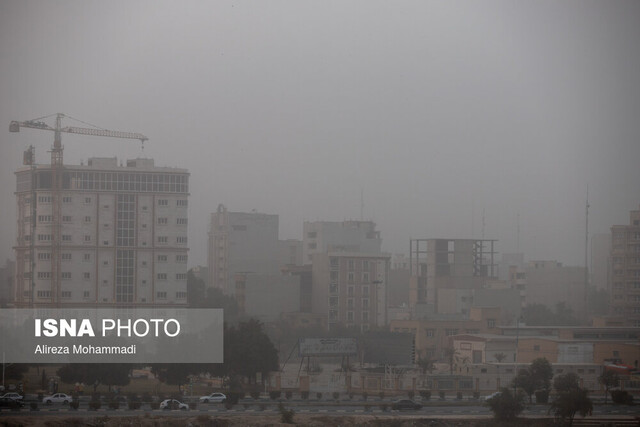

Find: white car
<box><xmin>159</xmin><ymin>399</ymin><xmax>189</xmax><ymax>410</ymax></box>
<box><xmin>1</xmin><ymin>393</ymin><xmax>23</xmax><ymax>401</ymax></box>
<box><xmin>199</xmin><ymin>392</ymin><xmax>226</xmax><ymax>403</ymax></box>
<box><xmin>484</xmin><ymin>391</ymin><xmax>502</xmax><ymax>401</ymax></box>
<box><xmin>42</xmin><ymin>393</ymin><xmax>72</xmax><ymax>405</ymax></box>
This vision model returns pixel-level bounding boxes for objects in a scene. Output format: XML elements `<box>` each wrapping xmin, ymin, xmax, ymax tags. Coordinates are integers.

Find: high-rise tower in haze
<box><xmin>14</xmin><ymin>157</ymin><xmax>189</xmax><ymax>307</ymax></box>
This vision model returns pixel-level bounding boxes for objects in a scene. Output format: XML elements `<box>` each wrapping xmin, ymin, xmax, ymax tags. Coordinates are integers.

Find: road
<box><xmin>2</xmin><ymin>402</ymin><xmax>639</xmax><ymax>418</ymax></box>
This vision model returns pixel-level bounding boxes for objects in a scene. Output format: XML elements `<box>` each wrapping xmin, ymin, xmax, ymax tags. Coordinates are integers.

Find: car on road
<box><xmin>199</xmin><ymin>392</ymin><xmax>226</xmax><ymax>403</ymax></box>
<box><xmin>0</xmin><ymin>392</ymin><xmax>23</xmax><ymax>401</ymax></box>
<box><xmin>484</xmin><ymin>391</ymin><xmax>502</xmax><ymax>401</ymax></box>
<box><xmin>0</xmin><ymin>397</ymin><xmax>24</xmax><ymax>409</ymax></box>
<box><xmin>160</xmin><ymin>399</ymin><xmax>189</xmax><ymax>410</ymax></box>
<box><xmin>42</xmin><ymin>393</ymin><xmax>72</xmax><ymax>405</ymax></box>
<box><xmin>391</xmin><ymin>399</ymin><xmax>422</xmax><ymax>410</ymax></box>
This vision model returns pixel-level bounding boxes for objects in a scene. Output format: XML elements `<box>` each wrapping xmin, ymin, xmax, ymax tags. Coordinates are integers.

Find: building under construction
<box><xmin>408</xmin><ymin>238</ymin><xmax>498</xmax><ymax>315</ymax></box>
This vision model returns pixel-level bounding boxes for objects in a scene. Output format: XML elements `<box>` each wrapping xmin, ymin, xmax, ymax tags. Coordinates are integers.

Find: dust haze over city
<box><xmin>1</xmin><ymin>1</ymin><xmax>640</xmax><ymax>285</ymax></box>
<box><xmin>3</xmin><ymin>1</ymin><xmax>640</xmax><ymax>421</ymax></box>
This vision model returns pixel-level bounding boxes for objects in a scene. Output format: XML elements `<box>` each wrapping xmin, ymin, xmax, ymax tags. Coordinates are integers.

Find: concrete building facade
<box><xmin>14</xmin><ymin>157</ymin><xmax>189</xmax><ymax>307</ymax></box>
<box><xmin>302</xmin><ymin>220</ymin><xmax>382</xmax><ymax>265</ymax></box>
<box><xmin>312</xmin><ymin>251</ymin><xmax>390</xmax><ymax>332</ymax></box>
<box><xmin>609</xmin><ymin>205</ymin><xmax>640</xmax><ymax>326</ymax></box>
<box><xmin>208</xmin><ymin>204</ymin><xmax>302</xmax><ymax>293</ymax></box>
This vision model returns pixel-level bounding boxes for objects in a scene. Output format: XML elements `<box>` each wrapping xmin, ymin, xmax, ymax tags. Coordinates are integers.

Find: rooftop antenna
<box><xmin>516</xmin><ymin>213</ymin><xmax>520</xmax><ymax>252</ymax></box>
<box><xmin>360</xmin><ymin>188</ymin><xmax>364</xmax><ymax>220</ymax></box>
<box><xmin>481</xmin><ymin>208</ymin><xmax>486</xmax><ymax>240</ymax></box>
<box><xmin>584</xmin><ymin>186</ymin><xmax>590</xmax><ymax>318</ymax></box>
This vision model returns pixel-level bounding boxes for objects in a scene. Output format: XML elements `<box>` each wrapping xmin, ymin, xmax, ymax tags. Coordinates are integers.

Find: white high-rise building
<box><xmin>14</xmin><ymin>157</ymin><xmax>189</xmax><ymax>307</ymax></box>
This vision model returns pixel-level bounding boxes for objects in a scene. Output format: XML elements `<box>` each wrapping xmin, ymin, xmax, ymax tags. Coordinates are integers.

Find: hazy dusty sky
<box><xmin>1</xmin><ymin>0</ymin><xmax>639</xmax><ymax>268</ymax></box>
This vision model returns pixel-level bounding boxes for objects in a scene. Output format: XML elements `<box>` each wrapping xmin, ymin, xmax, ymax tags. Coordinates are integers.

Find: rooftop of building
<box><xmin>16</xmin><ymin>157</ymin><xmax>188</xmax><ymax>173</ymax></box>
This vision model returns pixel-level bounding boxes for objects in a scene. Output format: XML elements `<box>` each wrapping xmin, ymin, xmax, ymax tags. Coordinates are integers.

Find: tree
<box><xmin>550</xmin><ymin>387</ymin><xmax>593</xmax><ymax>426</ymax></box>
<box><xmin>530</xmin><ymin>358</ymin><xmax>553</xmax><ymax>392</ymax></box>
<box><xmin>150</xmin><ymin>364</ymin><xmax>198</xmax><ymax>393</ymax></box>
<box><xmin>554</xmin><ymin>372</ymin><xmax>580</xmax><ymax>393</ymax></box>
<box><xmin>416</xmin><ymin>356</ymin><xmax>436</xmax><ymax>375</ymax></box>
<box><xmin>522</xmin><ymin>303</ymin><xmax>579</xmax><ymax>326</ymax></box>
<box><xmin>512</xmin><ymin>368</ymin><xmax>536</xmax><ymax>403</ymax></box>
<box><xmin>187</xmin><ymin>269</ymin><xmax>239</xmax><ymax>321</ymax></box>
<box><xmin>57</xmin><ymin>364</ymin><xmax>130</xmax><ymax>392</ymax></box>
<box><xmin>485</xmin><ymin>387</ymin><xmax>525</xmax><ymax>421</ymax></box>
<box><xmin>493</xmin><ymin>352</ymin><xmax>507</xmax><ymax>363</ymax></box>
<box><xmin>4</xmin><ymin>364</ymin><xmax>28</xmax><ymax>381</ymax></box>
<box><xmin>598</xmin><ymin>369</ymin><xmax>619</xmax><ymax>405</ymax></box>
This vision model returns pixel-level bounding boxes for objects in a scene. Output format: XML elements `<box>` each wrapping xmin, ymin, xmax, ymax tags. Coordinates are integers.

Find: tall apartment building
<box><xmin>312</xmin><ymin>251</ymin><xmax>390</xmax><ymax>332</ymax></box>
<box><xmin>14</xmin><ymin>157</ymin><xmax>189</xmax><ymax>307</ymax></box>
<box><xmin>609</xmin><ymin>205</ymin><xmax>640</xmax><ymax>327</ymax></box>
<box><xmin>302</xmin><ymin>220</ymin><xmax>382</xmax><ymax>264</ymax></box>
<box><xmin>208</xmin><ymin>204</ymin><xmax>302</xmax><ymax>293</ymax></box>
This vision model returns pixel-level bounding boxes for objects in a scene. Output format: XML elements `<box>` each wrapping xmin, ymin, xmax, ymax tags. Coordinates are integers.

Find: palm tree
<box><xmin>443</xmin><ymin>347</ymin><xmax>459</xmax><ymax>375</ymax></box>
<box><xmin>493</xmin><ymin>352</ymin><xmax>507</xmax><ymax>363</ymax></box>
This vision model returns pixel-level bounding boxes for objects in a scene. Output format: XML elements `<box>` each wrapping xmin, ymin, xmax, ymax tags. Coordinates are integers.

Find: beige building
<box><xmin>524</xmin><ymin>260</ymin><xmax>587</xmax><ymax>317</ymax></box>
<box><xmin>312</xmin><ymin>251</ymin><xmax>390</xmax><ymax>332</ymax></box>
<box><xmin>14</xmin><ymin>157</ymin><xmax>189</xmax><ymax>307</ymax></box>
<box><xmin>390</xmin><ymin>306</ymin><xmax>502</xmax><ymax>362</ymax></box>
<box><xmin>609</xmin><ymin>205</ymin><xmax>640</xmax><ymax>326</ymax></box>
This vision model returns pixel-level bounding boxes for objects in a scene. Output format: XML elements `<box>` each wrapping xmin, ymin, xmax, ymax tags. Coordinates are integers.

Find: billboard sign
<box><xmin>298</xmin><ymin>337</ymin><xmax>358</xmax><ymax>356</ymax></box>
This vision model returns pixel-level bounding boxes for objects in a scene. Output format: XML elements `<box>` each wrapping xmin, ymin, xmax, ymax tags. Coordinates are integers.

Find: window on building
<box><xmin>487</xmin><ymin>319</ymin><xmax>496</xmax><ymax>328</ymax></box>
<box><xmin>83</xmin><ymin>272</ymin><xmax>91</xmax><ymax>280</ymax></box>
<box><xmin>362</xmin><ymin>299</ymin><xmax>369</xmax><ymax>310</ymax></box>
<box><xmin>157</xmin><ymin>236</ymin><xmax>168</xmax><ymax>244</ymax></box>
<box><xmin>84</xmin><ymin>235</ymin><xmax>91</xmax><ymax>242</ymax></box>
<box><xmin>347</xmin><ymin>298</ymin><xmax>354</xmax><ymax>310</ymax></box>
<box><xmin>445</xmin><ymin>329</ymin><xmax>459</xmax><ymax>336</ymax></box>
<box><xmin>84</xmin><ymin>197</ymin><xmax>91</xmax><ymax>204</ymax></box>
<box><xmin>61</xmin><ymin>291</ymin><xmax>71</xmax><ymax>298</ymax></box>
<box><xmin>157</xmin><ymin>291</ymin><xmax>167</xmax><ymax>299</ymax></box>
<box><xmin>157</xmin><ymin>273</ymin><xmax>167</xmax><ymax>280</ymax></box>
<box><xmin>177</xmin><ymin>236</ymin><xmax>188</xmax><ymax>244</ymax></box>
<box><xmin>347</xmin><ymin>272</ymin><xmax>355</xmax><ymax>283</ymax></box>
<box><xmin>157</xmin><ymin>217</ymin><xmax>168</xmax><ymax>225</ymax></box>
<box><xmin>37</xmin><ymin>290</ymin><xmax>52</xmax><ymax>298</ymax></box>
<box><xmin>362</xmin><ymin>311</ymin><xmax>369</xmax><ymax>322</ymax></box>
<box><xmin>84</xmin><ymin>216</ymin><xmax>91</xmax><ymax>223</ymax></box>
<box><xmin>177</xmin><ymin>199</ymin><xmax>188</xmax><ymax>207</ymax></box>
<box><xmin>61</xmin><ymin>272</ymin><xmax>71</xmax><ymax>279</ymax></box>
<box><xmin>61</xmin><ymin>253</ymin><xmax>71</xmax><ymax>261</ymax></box>
<box><xmin>425</xmin><ymin>329</ymin><xmax>434</xmax><ymax>337</ymax></box>
<box><xmin>347</xmin><ymin>286</ymin><xmax>354</xmax><ymax>297</ymax></box>
<box><xmin>38</xmin><ymin>234</ymin><xmax>52</xmax><ymax>241</ymax></box>
<box><xmin>62</xmin><ymin>196</ymin><xmax>72</xmax><ymax>203</ymax></box>
<box><xmin>158</xmin><ymin>255</ymin><xmax>167</xmax><ymax>262</ymax></box>
<box><xmin>176</xmin><ymin>255</ymin><xmax>187</xmax><ymax>263</ymax></box>
<box><xmin>83</xmin><ymin>253</ymin><xmax>91</xmax><ymax>261</ymax></box>
<box><xmin>330</xmin><ymin>271</ymin><xmax>338</xmax><ymax>283</ymax></box>
<box><xmin>176</xmin><ymin>273</ymin><xmax>187</xmax><ymax>280</ymax></box>
<box><xmin>158</xmin><ymin>199</ymin><xmax>168</xmax><ymax>206</ymax></box>
<box><xmin>62</xmin><ymin>235</ymin><xmax>72</xmax><ymax>242</ymax></box>
<box><xmin>176</xmin><ymin>291</ymin><xmax>187</xmax><ymax>299</ymax></box>
<box><xmin>348</xmin><ymin>260</ymin><xmax>355</xmax><ymax>271</ymax></box>
<box><xmin>347</xmin><ymin>311</ymin><xmax>354</xmax><ymax>322</ymax></box>
<box><xmin>362</xmin><ymin>272</ymin><xmax>370</xmax><ymax>283</ymax></box>
<box><xmin>38</xmin><ymin>252</ymin><xmax>51</xmax><ymax>260</ymax></box>
<box><xmin>307</xmin><ymin>232</ymin><xmax>317</xmax><ymax>238</ymax></box>
<box><xmin>83</xmin><ymin>291</ymin><xmax>90</xmax><ymax>298</ymax></box>
<box><xmin>534</xmin><ymin>345</ymin><xmax>541</xmax><ymax>352</ymax></box>
<box><xmin>37</xmin><ymin>272</ymin><xmax>51</xmax><ymax>279</ymax></box>
<box><xmin>329</xmin><ymin>296</ymin><xmax>339</xmax><ymax>307</ymax></box>
<box><xmin>177</xmin><ymin>218</ymin><xmax>188</xmax><ymax>225</ymax></box>
<box><xmin>330</xmin><ymin>257</ymin><xmax>339</xmax><ymax>269</ymax></box>
<box><xmin>362</xmin><ymin>286</ymin><xmax>370</xmax><ymax>297</ymax></box>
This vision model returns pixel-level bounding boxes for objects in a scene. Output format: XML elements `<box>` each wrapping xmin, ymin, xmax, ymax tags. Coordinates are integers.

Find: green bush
<box><xmin>439</xmin><ymin>391</ymin><xmax>446</xmax><ymax>400</ymax></box>
<box><xmin>535</xmin><ymin>390</ymin><xmax>549</xmax><ymax>403</ymax></box>
<box><xmin>379</xmin><ymin>403</ymin><xmax>389</xmax><ymax>411</ymax></box>
<box><xmin>611</xmin><ymin>390</ymin><xmax>634</xmax><ymax>405</ymax></box>
<box><xmin>250</xmin><ymin>391</ymin><xmax>260</xmax><ymax>400</ymax></box>
<box><xmin>316</xmin><ymin>392</ymin><xmax>322</xmax><ymax>400</ymax></box>
<box><xmin>285</xmin><ymin>391</ymin><xmax>292</xmax><ymax>400</ymax></box>
<box><xmin>141</xmin><ymin>392</ymin><xmax>152</xmax><ymax>403</ymax></box>
<box><xmin>419</xmin><ymin>390</ymin><xmax>431</xmax><ymax>400</ymax></box>
<box><xmin>149</xmin><ymin>401</ymin><xmax>160</xmax><ymax>410</ymax></box>
<box><xmin>278</xmin><ymin>402</ymin><xmax>294</xmax><ymax>423</ymax></box>
<box><xmin>89</xmin><ymin>399</ymin><xmax>101</xmax><ymax>411</ymax></box>
<box><xmin>30</xmin><ymin>401</ymin><xmax>38</xmax><ymax>411</ymax></box>
<box><xmin>190</xmin><ymin>402</ymin><xmax>197</xmax><ymax>410</ymax></box>
<box><xmin>473</xmin><ymin>391</ymin><xmax>480</xmax><ymax>400</ymax></box>
<box><xmin>456</xmin><ymin>391</ymin><xmax>463</xmax><ymax>400</ymax></box>
<box><xmin>485</xmin><ymin>388</ymin><xmax>525</xmax><ymax>421</ymax></box>
<box><xmin>70</xmin><ymin>400</ymin><xmax>80</xmax><ymax>410</ymax></box>
<box><xmin>269</xmin><ymin>390</ymin><xmax>281</xmax><ymax>400</ymax></box>
<box><xmin>332</xmin><ymin>391</ymin><xmax>340</xmax><ymax>400</ymax></box>
<box><xmin>301</xmin><ymin>391</ymin><xmax>309</xmax><ymax>400</ymax></box>
<box><xmin>348</xmin><ymin>392</ymin><xmax>354</xmax><ymax>400</ymax></box>
<box><xmin>226</xmin><ymin>391</ymin><xmax>242</xmax><ymax>404</ymax></box>
<box><xmin>108</xmin><ymin>399</ymin><xmax>119</xmax><ymax>410</ymax></box>
<box><xmin>128</xmin><ymin>400</ymin><xmax>141</xmax><ymax>410</ymax></box>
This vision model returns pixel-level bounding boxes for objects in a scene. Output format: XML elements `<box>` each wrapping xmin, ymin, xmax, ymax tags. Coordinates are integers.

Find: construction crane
<box><xmin>9</xmin><ymin>113</ymin><xmax>148</xmax><ymax>307</ymax></box>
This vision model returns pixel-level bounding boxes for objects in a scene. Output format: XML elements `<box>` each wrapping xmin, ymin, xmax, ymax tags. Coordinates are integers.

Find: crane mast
<box><xmin>10</xmin><ymin>113</ymin><xmax>148</xmax><ymax>307</ymax></box>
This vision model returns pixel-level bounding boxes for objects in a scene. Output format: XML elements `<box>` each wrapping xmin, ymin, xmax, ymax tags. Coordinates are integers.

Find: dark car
<box><xmin>391</xmin><ymin>399</ymin><xmax>422</xmax><ymax>410</ymax></box>
<box><xmin>0</xmin><ymin>397</ymin><xmax>24</xmax><ymax>409</ymax></box>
